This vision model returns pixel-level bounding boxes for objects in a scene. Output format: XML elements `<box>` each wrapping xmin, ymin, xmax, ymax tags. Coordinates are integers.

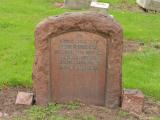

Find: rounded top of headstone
<box><xmin>35</xmin><ymin>12</ymin><xmax>122</xmax><ymax>42</ymax></box>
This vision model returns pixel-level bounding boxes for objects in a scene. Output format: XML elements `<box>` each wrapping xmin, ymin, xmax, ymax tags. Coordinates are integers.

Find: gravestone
<box><xmin>33</xmin><ymin>12</ymin><xmax>123</xmax><ymax>108</ymax></box>
<box><xmin>64</xmin><ymin>0</ymin><xmax>92</xmax><ymax>9</ymax></box>
<box><xmin>137</xmin><ymin>0</ymin><xmax>160</xmax><ymax>11</ymax></box>
<box><xmin>90</xmin><ymin>1</ymin><xmax>110</xmax><ymax>14</ymax></box>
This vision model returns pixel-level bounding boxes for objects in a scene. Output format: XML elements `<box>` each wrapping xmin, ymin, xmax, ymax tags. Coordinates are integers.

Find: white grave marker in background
<box><xmin>90</xmin><ymin>1</ymin><xmax>110</xmax><ymax>14</ymax></box>
<box><xmin>137</xmin><ymin>0</ymin><xmax>160</xmax><ymax>11</ymax></box>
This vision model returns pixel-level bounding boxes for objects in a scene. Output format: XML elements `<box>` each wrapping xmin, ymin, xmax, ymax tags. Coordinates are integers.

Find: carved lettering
<box><xmin>54</xmin><ymin>39</ymin><xmax>101</xmax><ymax>71</ymax></box>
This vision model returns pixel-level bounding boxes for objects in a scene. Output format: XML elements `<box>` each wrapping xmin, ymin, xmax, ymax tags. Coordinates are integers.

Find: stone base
<box><xmin>122</xmin><ymin>89</ymin><xmax>144</xmax><ymax>114</ymax></box>
<box><xmin>15</xmin><ymin>92</ymin><xmax>34</xmax><ymax>105</ymax></box>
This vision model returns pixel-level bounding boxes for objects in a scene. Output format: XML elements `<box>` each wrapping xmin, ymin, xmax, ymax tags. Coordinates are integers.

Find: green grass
<box><xmin>100</xmin><ymin>0</ymin><xmax>160</xmax><ymax>42</ymax></box>
<box><xmin>112</xmin><ymin>10</ymin><xmax>160</xmax><ymax>42</ymax></box>
<box><xmin>123</xmin><ymin>48</ymin><xmax>160</xmax><ymax>100</ymax></box>
<box><xmin>13</xmin><ymin>104</ymin><xmax>65</xmax><ymax>120</ymax></box>
<box><xmin>99</xmin><ymin>0</ymin><xmax>135</xmax><ymax>5</ymax></box>
<box><xmin>63</xmin><ymin>102</ymin><xmax>81</xmax><ymax>110</ymax></box>
<box><xmin>152</xmin><ymin>117</ymin><xmax>160</xmax><ymax>120</ymax></box>
<box><xmin>13</xmin><ymin>103</ymin><xmax>96</xmax><ymax>120</ymax></box>
<box><xmin>0</xmin><ymin>0</ymin><xmax>160</xmax><ymax>101</ymax></box>
<box><xmin>0</xmin><ymin>0</ymin><xmax>68</xmax><ymax>88</ymax></box>
<box><xmin>117</xmin><ymin>110</ymin><xmax>129</xmax><ymax>117</ymax></box>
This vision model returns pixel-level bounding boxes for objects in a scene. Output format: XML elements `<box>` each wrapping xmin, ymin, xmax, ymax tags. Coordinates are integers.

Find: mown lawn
<box><xmin>0</xmin><ymin>0</ymin><xmax>160</xmax><ymax>101</ymax></box>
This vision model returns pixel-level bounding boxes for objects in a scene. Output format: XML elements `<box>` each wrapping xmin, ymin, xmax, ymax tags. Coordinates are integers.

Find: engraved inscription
<box><xmin>54</xmin><ymin>39</ymin><xmax>101</xmax><ymax>71</ymax></box>
<box><xmin>51</xmin><ymin>31</ymin><xmax>107</xmax><ymax>105</ymax></box>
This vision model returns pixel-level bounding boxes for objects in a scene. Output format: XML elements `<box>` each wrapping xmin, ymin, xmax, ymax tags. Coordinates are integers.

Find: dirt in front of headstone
<box><xmin>59</xmin><ymin>104</ymin><xmax>136</xmax><ymax>120</ymax></box>
<box><xmin>0</xmin><ymin>89</ymin><xmax>160</xmax><ymax>120</ymax></box>
<box><xmin>0</xmin><ymin>87</ymin><xmax>32</xmax><ymax>119</ymax></box>
<box><xmin>58</xmin><ymin>100</ymin><xmax>160</xmax><ymax>120</ymax></box>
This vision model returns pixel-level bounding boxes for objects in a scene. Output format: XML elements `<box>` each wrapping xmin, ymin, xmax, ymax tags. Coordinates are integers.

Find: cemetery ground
<box><xmin>0</xmin><ymin>0</ymin><xmax>160</xmax><ymax>119</ymax></box>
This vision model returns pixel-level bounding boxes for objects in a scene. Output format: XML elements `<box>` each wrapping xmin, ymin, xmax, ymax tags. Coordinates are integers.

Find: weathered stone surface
<box><xmin>0</xmin><ymin>112</ymin><xmax>3</xmax><ymax>118</ymax></box>
<box><xmin>137</xmin><ymin>0</ymin><xmax>160</xmax><ymax>11</ymax></box>
<box><xmin>122</xmin><ymin>89</ymin><xmax>144</xmax><ymax>113</ymax></box>
<box><xmin>15</xmin><ymin>92</ymin><xmax>33</xmax><ymax>105</ymax></box>
<box><xmin>0</xmin><ymin>112</ymin><xmax>9</xmax><ymax>120</ymax></box>
<box><xmin>64</xmin><ymin>0</ymin><xmax>92</xmax><ymax>9</ymax></box>
<box><xmin>33</xmin><ymin>12</ymin><xmax>123</xmax><ymax>108</ymax></box>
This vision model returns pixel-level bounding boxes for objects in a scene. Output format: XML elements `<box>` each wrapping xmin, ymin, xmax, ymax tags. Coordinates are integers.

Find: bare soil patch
<box><xmin>53</xmin><ymin>2</ymin><xmax>64</xmax><ymax>8</ymax></box>
<box><xmin>108</xmin><ymin>1</ymin><xmax>145</xmax><ymax>12</ymax></box>
<box><xmin>59</xmin><ymin>105</ymin><xmax>136</xmax><ymax>120</ymax></box>
<box><xmin>123</xmin><ymin>40</ymin><xmax>144</xmax><ymax>53</ymax></box>
<box><xmin>123</xmin><ymin>40</ymin><xmax>160</xmax><ymax>53</ymax></box>
<box><xmin>0</xmin><ymin>88</ymin><xmax>160</xmax><ymax>120</ymax></box>
<box><xmin>59</xmin><ymin>100</ymin><xmax>160</xmax><ymax>120</ymax></box>
<box><xmin>112</xmin><ymin>4</ymin><xmax>143</xmax><ymax>12</ymax></box>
